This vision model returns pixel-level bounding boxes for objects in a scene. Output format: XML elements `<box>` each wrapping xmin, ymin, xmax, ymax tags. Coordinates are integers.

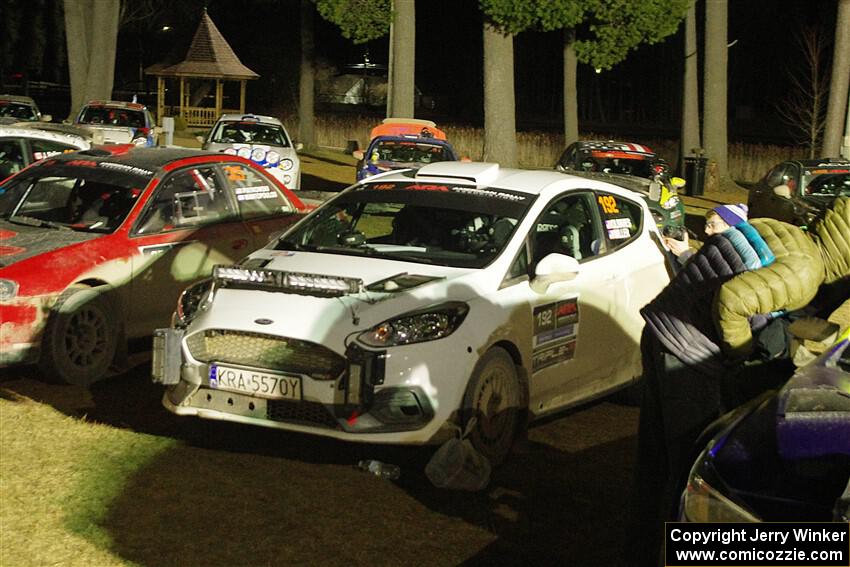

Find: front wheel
<box><xmin>39</xmin><ymin>285</ymin><xmax>118</xmax><ymax>386</ymax></box>
<box><xmin>461</xmin><ymin>347</ymin><xmax>522</xmax><ymax>467</ymax></box>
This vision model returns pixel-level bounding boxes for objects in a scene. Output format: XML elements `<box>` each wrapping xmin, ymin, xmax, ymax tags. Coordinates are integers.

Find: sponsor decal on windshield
<box><xmin>452</xmin><ymin>187</ymin><xmax>527</xmax><ymax>201</ymax></box>
<box><xmin>99</xmin><ymin>162</ymin><xmax>154</xmax><ymax>177</ymax></box>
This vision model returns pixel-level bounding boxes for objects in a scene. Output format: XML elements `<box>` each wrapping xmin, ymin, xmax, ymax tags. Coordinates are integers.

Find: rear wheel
<box><xmin>39</xmin><ymin>285</ymin><xmax>118</xmax><ymax>386</ymax></box>
<box><xmin>461</xmin><ymin>347</ymin><xmax>522</xmax><ymax>467</ymax></box>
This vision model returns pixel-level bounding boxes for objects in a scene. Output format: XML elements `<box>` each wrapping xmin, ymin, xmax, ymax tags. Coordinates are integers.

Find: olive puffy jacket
<box><xmin>716</xmin><ymin>197</ymin><xmax>850</xmax><ymax>358</ymax></box>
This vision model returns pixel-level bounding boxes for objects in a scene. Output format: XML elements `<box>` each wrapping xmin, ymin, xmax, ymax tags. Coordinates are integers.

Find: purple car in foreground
<box><xmin>678</xmin><ymin>326</ymin><xmax>850</xmax><ymax>522</ymax></box>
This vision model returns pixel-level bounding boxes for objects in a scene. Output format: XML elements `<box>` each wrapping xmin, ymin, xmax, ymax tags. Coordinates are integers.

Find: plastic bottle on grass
<box><xmin>357</xmin><ymin>459</ymin><xmax>401</xmax><ymax>480</ymax></box>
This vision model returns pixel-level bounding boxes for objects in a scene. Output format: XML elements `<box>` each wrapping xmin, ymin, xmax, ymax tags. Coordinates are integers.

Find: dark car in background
<box><xmin>748</xmin><ymin>158</ymin><xmax>850</xmax><ymax>227</ymax></box>
<box><xmin>679</xmin><ymin>326</ymin><xmax>850</xmax><ymax>523</ymax></box>
<box><xmin>555</xmin><ymin>140</ymin><xmax>685</xmax><ymax>231</ymax></box>
<box><xmin>0</xmin><ymin>147</ymin><xmax>307</xmax><ymax>385</ymax></box>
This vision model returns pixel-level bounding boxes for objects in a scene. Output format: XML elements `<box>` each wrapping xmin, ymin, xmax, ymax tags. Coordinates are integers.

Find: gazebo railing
<box><xmin>163</xmin><ymin>106</ymin><xmax>241</xmax><ymax>127</ymax></box>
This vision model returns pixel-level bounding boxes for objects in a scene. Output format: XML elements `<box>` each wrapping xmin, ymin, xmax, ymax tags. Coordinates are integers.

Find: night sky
<box><xmin>21</xmin><ymin>0</ymin><xmax>844</xmax><ymax>144</ymax></box>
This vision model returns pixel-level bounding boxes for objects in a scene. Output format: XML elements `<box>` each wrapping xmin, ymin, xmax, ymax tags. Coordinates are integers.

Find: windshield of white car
<box><xmin>370</xmin><ymin>140</ymin><xmax>452</xmax><ymax>164</ymax></box>
<box><xmin>78</xmin><ymin>106</ymin><xmax>146</xmax><ymax>128</ymax></box>
<box><xmin>0</xmin><ymin>164</ymin><xmax>145</xmax><ymax>233</ymax></box>
<box><xmin>277</xmin><ymin>182</ymin><xmax>533</xmax><ymax>268</ymax></box>
<box><xmin>211</xmin><ymin>122</ymin><xmax>289</xmax><ymax>147</ymax></box>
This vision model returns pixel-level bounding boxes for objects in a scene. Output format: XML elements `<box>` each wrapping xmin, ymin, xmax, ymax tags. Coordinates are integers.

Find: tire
<box><xmin>39</xmin><ymin>285</ymin><xmax>118</xmax><ymax>386</ymax></box>
<box><xmin>461</xmin><ymin>347</ymin><xmax>522</xmax><ymax>467</ymax></box>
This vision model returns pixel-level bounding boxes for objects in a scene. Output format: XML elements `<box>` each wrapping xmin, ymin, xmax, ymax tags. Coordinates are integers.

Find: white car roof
<box><xmin>217</xmin><ymin>113</ymin><xmax>284</xmax><ymax>126</ymax></box>
<box><xmin>370</xmin><ymin>161</ymin><xmax>649</xmax><ymax>200</ymax></box>
<box><xmin>0</xmin><ymin>125</ymin><xmax>91</xmax><ymax>148</ymax></box>
<box><xmin>0</xmin><ymin>94</ymin><xmax>38</xmax><ymax>105</ymax></box>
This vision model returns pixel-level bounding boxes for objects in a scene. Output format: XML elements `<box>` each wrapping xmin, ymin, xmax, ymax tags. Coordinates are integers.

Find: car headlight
<box><xmin>681</xmin><ymin>469</ymin><xmax>760</xmax><ymax>522</ymax></box>
<box><xmin>0</xmin><ymin>279</ymin><xmax>19</xmax><ymax>300</ymax></box>
<box><xmin>251</xmin><ymin>148</ymin><xmax>267</xmax><ymax>162</ymax></box>
<box><xmin>174</xmin><ymin>278</ymin><xmax>215</xmax><ymax>328</ymax></box>
<box><xmin>281</xmin><ymin>158</ymin><xmax>294</xmax><ymax>171</ymax></box>
<box><xmin>679</xmin><ymin>395</ymin><xmax>768</xmax><ymax>523</ymax></box>
<box><xmin>132</xmin><ymin>136</ymin><xmax>147</xmax><ymax>146</ymax></box>
<box><xmin>358</xmin><ymin>302</ymin><xmax>469</xmax><ymax>347</ymax></box>
<box><xmin>223</xmin><ymin>147</ymin><xmax>238</xmax><ymax>155</ymax></box>
<box><xmin>237</xmin><ymin>147</ymin><xmax>251</xmax><ymax>159</ymax></box>
<box><xmin>266</xmin><ymin>151</ymin><xmax>280</xmax><ymax>165</ymax></box>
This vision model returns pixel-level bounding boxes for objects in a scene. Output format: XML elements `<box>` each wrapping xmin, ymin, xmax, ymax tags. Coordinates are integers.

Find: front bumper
<box><xmin>153</xmin><ymin>328</ymin><xmax>448</xmax><ymax>443</ymax></box>
<box><xmin>0</xmin><ymin>295</ymin><xmax>56</xmax><ymax>366</ymax></box>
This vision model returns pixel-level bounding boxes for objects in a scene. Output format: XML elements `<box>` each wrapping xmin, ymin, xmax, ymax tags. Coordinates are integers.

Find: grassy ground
<box><xmin>0</xmin><ymin>391</ymin><xmax>175</xmax><ymax>567</ymax></box>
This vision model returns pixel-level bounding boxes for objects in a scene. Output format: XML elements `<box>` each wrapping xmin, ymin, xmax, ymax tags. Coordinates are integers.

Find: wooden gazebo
<box><xmin>145</xmin><ymin>9</ymin><xmax>259</xmax><ymax>127</ymax></box>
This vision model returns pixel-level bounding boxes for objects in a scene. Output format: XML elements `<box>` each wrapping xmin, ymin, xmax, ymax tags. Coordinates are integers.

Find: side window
<box><xmin>0</xmin><ymin>140</ymin><xmax>25</xmax><ymax>179</ymax></box>
<box><xmin>221</xmin><ymin>163</ymin><xmax>294</xmax><ymax>219</ymax></box>
<box><xmin>30</xmin><ymin>140</ymin><xmax>79</xmax><ymax>161</ymax></box>
<box><xmin>135</xmin><ymin>166</ymin><xmax>233</xmax><ymax>234</ymax></box>
<box><xmin>595</xmin><ymin>192</ymin><xmax>643</xmax><ymax>251</ymax></box>
<box><xmin>531</xmin><ymin>192</ymin><xmax>601</xmax><ymax>267</ymax></box>
<box><xmin>506</xmin><ymin>243</ymin><xmax>529</xmax><ymax>281</ymax></box>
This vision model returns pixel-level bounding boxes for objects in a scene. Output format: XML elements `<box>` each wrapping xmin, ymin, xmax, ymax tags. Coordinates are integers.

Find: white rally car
<box><xmin>153</xmin><ymin>161</ymin><xmax>672</xmax><ymax>464</ymax></box>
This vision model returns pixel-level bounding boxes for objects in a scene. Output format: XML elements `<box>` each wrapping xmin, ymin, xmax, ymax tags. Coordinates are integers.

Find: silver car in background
<box><xmin>202</xmin><ymin>113</ymin><xmax>302</xmax><ymax>190</ymax></box>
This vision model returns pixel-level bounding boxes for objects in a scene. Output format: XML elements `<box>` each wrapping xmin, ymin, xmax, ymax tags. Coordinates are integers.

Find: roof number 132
<box><xmin>598</xmin><ymin>195</ymin><xmax>620</xmax><ymax>214</ymax></box>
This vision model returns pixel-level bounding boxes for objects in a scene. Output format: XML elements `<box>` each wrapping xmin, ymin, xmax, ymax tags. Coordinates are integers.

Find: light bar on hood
<box><xmin>213</xmin><ymin>265</ymin><xmax>363</xmax><ymax>296</ymax></box>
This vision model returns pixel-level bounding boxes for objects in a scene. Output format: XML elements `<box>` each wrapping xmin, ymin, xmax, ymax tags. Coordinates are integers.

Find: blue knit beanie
<box><xmin>713</xmin><ymin>203</ymin><xmax>748</xmax><ymax>226</ymax></box>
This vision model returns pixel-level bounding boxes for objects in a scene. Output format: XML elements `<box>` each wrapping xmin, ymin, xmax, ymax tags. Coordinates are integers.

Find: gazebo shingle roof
<box><xmin>149</xmin><ymin>9</ymin><xmax>258</xmax><ymax>80</ymax></box>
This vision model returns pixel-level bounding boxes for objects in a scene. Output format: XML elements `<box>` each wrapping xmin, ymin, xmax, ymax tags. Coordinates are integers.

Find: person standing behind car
<box><xmin>630</xmin><ymin>204</ymin><xmax>827</xmax><ymax>567</ymax></box>
<box><xmin>664</xmin><ymin>204</ymin><xmax>773</xmax><ymax>269</ymax></box>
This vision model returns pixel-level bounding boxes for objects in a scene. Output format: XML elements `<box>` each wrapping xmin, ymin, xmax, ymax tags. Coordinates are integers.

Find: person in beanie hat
<box><xmin>664</xmin><ymin>203</ymin><xmax>773</xmax><ymax>268</ymax></box>
<box><xmin>711</xmin><ymin>203</ymin><xmax>749</xmax><ymax>228</ymax></box>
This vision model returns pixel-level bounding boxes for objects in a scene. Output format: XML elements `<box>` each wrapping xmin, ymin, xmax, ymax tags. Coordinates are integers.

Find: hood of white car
<box><xmin>78</xmin><ymin>124</ymin><xmax>135</xmax><ymax>144</ymax></box>
<box><xmin>191</xmin><ymin>250</ymin><xmax>484</xmax><ymax>353</ymax></box>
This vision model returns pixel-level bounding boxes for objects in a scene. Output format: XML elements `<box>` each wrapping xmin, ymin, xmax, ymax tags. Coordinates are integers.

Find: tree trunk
<box><xmin>562</xmin><ymin>29</ymin><xmax>579</xmax><ymax>148</ymax></box>
<box><xmin>389</xmin><ymin>0</ymin><xmax>415</xmax><ymax>118</ymax></box>
<box><xmin>299</xmin><ymin>0</ymin><xmax>316</xmax><ymax>150</ymax></box>
<box><xmin>483</xmin><ymin>22</ymin><xmax>517</xmax><ymax>167</ymax></box>
<box><xmin>64</xmin><ymin>0</ymin><xmax>119</xmax><ymax>121</ymax></box>
<box><xmin>823</xmin><ymin>0</ymin><xmax>850</xmax><ymax>156</ymax></box>
<box><xmin>64</xmin><ymin>0</ymin><xmax>89</xmax><ymax>120</ymax></box>
<box><xmin>703</xmin><ymin>0</ymin><xmax>728</xmax><ymax>181</ymax></box>
<box><xmin>680</xmin><ymin>0</ymin><xmax>700</xmax><ymax>174</ymax></box>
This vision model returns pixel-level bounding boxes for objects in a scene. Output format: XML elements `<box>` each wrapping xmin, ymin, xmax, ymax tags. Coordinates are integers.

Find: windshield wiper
<box><xmin>8</xmin><ymin>215</ymin><xmax>71</xmax><ymax>231</ymax></box>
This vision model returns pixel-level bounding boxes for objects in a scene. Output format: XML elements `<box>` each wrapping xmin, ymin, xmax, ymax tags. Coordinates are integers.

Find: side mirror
<box><xmin>531</xmin><ymin>253</ymin><xmax>580</xmax><ymax>293</ymax></box>
<box><xmin>671</xmin><ymin>176</ymin><xmax>686</xmax><ymax>189</ymax></box>
<box><xmin>773</xmin><ymin>184</ymin><xmax>792</xmax><ymax>199</ymax></box>
<box><xmin>295</xmin><ymin>142</ymin><xmax>304</xmax><ymax>152</ymax></box>
<box><xmin>41</xmin><ymin>114</ymin><xmax>52</xmax><ymax>123</ymax></box>
<box><xmin>352</xmin><ymin>149</ymin><xmax>364</xmax><ymax>161</ymax></box>
<box><xmin>195</xmin><ymin>135</ymin><xmax>205</xmax><ymax>144</ymax></box>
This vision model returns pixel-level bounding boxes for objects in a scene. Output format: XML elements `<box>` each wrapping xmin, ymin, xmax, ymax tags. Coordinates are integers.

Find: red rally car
<box><xmin>0</xmin><ymin>147</ymin><xmax>307</xmax><ymax>384</ymax></box>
